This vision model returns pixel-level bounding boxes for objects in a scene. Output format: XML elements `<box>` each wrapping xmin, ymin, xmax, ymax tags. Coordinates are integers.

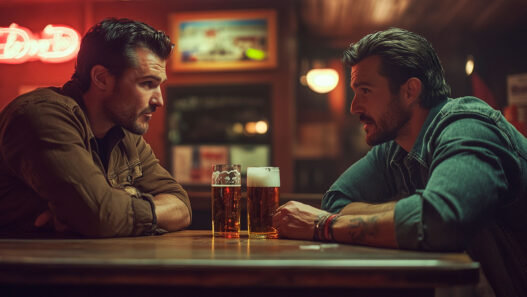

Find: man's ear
<box><xmin>401</xmin><ymin>77</ymin><xmax>422</xmax><ymax>106</ymax></box>
<box><xmin>90</xmin><ymin>65</ymin><xmax>114</xmax><ymax>91</ymax></box>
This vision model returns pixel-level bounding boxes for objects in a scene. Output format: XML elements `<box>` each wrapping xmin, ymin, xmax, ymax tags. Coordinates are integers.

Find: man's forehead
<box><xmin>132</xmin><ymin>48</ymin><xmax>167</xmax><ymax>80</ymax></box>
<box><xmin>351</xmin><ymin>56</ymin><xmax>381</xmax><ymax>82</ymax></box>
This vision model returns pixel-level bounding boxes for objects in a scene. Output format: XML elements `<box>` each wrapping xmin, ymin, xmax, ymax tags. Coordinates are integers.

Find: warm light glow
<box><xmin>372</xmin><ymin>0</ymin><xmax>410</xmax><ymax>24</ymax></box>
<box><xmin>306</xmin><ymin>68</ymin><xmax>339</xmax><ymax>93</ymax></box>
<box><xmin>0</xmin><ymin>23</ymin><xmax>80</xmax><ymax>64</ymax></box>
<box><xmin>255</xmin><ymin>121</ymin><xmax>268</xmax><ymax>134</ymax></box>
<box><xmin>245</xmin><ymin>122</ymin><xmax>257</xmax><ymax>134</ymax></box>
<box><xmin>465</xmin><ymin>55</ymin><xmax>474</xmax><ymax>76</ymax></box>
<box><xmin>232</xmin><ymin>122</ymin><xmax>244</xmax><ymax>135</ymax></box>
<box><xmin>299</xmin><ymin>75</ymin><xmax>307</xmax><ymax>86</ymax></box>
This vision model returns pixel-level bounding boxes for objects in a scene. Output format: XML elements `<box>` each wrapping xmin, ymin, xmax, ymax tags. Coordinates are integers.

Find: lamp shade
<box><xmin>306</xmin><ymin>68</ymin><xmax>339</xmax><ymax>93</ymax></box>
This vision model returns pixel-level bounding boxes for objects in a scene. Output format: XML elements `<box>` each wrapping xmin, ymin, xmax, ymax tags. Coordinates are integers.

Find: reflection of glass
<box><xmin>247</xmin><ymin>167</ymin><xmax>280</xmax><ymax>239</ymax></box>
<box><xmin>212</xmin><ymin>236</ymin><xmax>243</xmax><ymax>259</ymax></box>
<box><xmin>211</xmin><ymin>235</ymin><xmax>215</xmax><ymax>259</ymax></box>
<box><xmin>211</xmin><ymin>164</ymin><xmax>241</xmax><ymax>238</ymax></box>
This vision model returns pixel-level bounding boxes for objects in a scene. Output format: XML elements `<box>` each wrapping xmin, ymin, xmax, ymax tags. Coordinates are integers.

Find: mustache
<box><xmin>142</xmin><ymin>105</ymin><xmax>156</xmax><ymax>114</ymax></box>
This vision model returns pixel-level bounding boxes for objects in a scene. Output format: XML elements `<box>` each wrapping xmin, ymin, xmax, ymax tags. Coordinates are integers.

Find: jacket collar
<box><xmin>59</xmin><ymin>80</ymin><xmax>125</xmax><ymax>144</ymax></box>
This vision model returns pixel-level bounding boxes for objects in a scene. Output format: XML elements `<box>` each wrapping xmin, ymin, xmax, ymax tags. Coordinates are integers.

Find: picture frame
<box><xmin>169</xmin><ymin>10</ymin><xmax>277</xmax><ymax>72</ymax></box>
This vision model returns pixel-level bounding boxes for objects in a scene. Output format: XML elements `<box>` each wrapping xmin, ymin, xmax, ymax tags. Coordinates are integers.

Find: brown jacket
<box><xmin>0</xmin><ymin>82</ymin><xmax>191</xmax><ymax>237</ymax></box>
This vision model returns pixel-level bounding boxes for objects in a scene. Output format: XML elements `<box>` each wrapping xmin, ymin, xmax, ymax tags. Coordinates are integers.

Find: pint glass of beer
<box><xmin>247</xmin><ymin>167</ymin><xmax>280</xmax><ymax>239</ymax></box>
<box><xmin>211</xmin><ymin>164</ymin><xmax>241</xmax><ymax>238</ymax></box>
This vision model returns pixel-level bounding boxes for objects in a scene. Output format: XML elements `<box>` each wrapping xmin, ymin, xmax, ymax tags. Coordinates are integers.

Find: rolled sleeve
<box><xmin>132</xmin><ymin>134</ymin><xmax>192</xmax><ymax>222</ymax></box>
<box><xmin>131</xmin><ymin>193</ymin><xmax>166</xmax><ymax>235</ymax></box>
<box><xmin>394</xmin><ymin>194</ymin><xmax>423</xmax><ymax>250</ymax></box>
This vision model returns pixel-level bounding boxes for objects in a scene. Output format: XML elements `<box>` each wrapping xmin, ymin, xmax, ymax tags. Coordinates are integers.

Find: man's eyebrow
<box><xmin>351</xmin><ymin>81</ymin><xmax>373</xmax><ymax>88</ymax></box>
<box><xmin>140</xmin><ymin>75</ymin><xmax>162</xmax><ymax>82</ymax></box>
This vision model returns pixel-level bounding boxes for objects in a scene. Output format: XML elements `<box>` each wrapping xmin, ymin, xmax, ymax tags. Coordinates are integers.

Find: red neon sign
<box><xmin>0</xmin><ymin>23</ymin><xmax>80</xmax><ymax>64</ymax></box>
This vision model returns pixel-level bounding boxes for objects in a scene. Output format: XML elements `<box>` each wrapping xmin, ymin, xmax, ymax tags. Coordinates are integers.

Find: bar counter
<box><xmin>0</xmin><ymin>230</ymin><xmax>479</xmax><ymax>297</ymax></box>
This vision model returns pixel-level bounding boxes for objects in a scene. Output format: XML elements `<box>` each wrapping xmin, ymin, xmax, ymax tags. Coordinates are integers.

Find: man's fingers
<box><xmin>34</xmin><ymin>210</ymin><xmax>53</xmax><ymax>227</ymax></box>
<box><xmin>53</xmin><ymin>217</ymin><xmax>69</xmax><ymax>232</ymax></box>
<box><xmin>34</xmin><ymin>208</ymin><xmax>70</xmax><ymax>232</ymax></box>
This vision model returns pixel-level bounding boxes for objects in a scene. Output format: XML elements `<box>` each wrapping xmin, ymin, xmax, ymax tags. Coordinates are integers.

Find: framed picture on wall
<box><xmin>169</xmin><ymin>10</ymin><xmax>277</xmax><ymax>72</ymax></box>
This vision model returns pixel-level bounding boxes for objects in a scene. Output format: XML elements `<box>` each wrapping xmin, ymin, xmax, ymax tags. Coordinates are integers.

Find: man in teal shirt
<box><xmin>273</xmin><ymin>28</ymin><xmax>526</xmax><ymax>297</ymax></box>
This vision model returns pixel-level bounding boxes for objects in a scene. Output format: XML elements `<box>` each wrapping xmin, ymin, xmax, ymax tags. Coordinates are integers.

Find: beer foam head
<box><xmin>247</xmin><ymin>167</ymin><xmax>280</xmax><ymax>187</ymax></box>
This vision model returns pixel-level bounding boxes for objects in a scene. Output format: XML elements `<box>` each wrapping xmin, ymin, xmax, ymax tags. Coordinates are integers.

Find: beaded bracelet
<box><xmin>313</xmin><ymin>213</ymin><xmax>330</xmax><ymax>241</ymax></box>
<box><xmin>313</xmin><ymin>213</ymin><xmax>341</xmax><ymax>242</ymax></box>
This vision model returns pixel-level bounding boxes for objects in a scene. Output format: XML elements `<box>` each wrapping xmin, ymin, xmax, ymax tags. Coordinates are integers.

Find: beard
<box><xmin>103</xmin><ymin>87</ymin><xmax>156</xmax><ymax>135</ymax></box>
<box><xmin>361</xmin><ymin>94</ymin><xmax>411</xmax><ymax>146</ymax></box>
<box><xmin>122</xmin><ymin>106</ymin><xmax>155</xmax><ymax>135</ymax></box>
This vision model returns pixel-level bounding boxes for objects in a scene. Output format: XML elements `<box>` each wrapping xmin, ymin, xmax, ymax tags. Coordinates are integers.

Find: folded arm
<box><xmin>2</xmin><ymin>97</ymin><xmax>188</xmax><ymax>237</ymax></box>
<box><xmin>273</xmin><ymin>200</ymin><xmax>397</xmax><ymax>248</ymax></box>
<box><xmin>332</xmin><ymin>202</ymin><xmax>397</xmax><ymax>248</ymax></box>
<box><xmin>132</xmin><ymin>134</ymin><xmax>192</xmax><ymax>232</ymax></box>
<box><xmin>153</xmin><ymin>193</ymin><xmax>191</xmax><ymax>231</ymax></box>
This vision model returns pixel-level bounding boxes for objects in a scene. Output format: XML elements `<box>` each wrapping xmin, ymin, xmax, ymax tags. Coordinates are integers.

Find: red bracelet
<box><xmin>328</xmin><ymin>214</ymin><xmax>340</xmax><ymax>242</ymax></box>
<box><xmin>323</xmin><ymin>214</ymin><xmax>338</xmax><ymax>241</ymax></box>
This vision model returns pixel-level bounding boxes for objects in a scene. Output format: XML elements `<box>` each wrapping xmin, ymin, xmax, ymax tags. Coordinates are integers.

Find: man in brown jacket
<box><xmin>0</xmin><ymin>18</ymin><xmax>191</xmax><ymax>237</ymax></box>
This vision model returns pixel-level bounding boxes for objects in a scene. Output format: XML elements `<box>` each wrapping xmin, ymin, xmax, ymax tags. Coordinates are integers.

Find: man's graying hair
<box><xmin>72</xmin><ymin>18</ymin><xmax>174</xmax><ymax>92</ymax></box>
<box><xmin>343</xmin><ymin>28</ymin><xmax>451</xmax><ymax>108</ymax></box>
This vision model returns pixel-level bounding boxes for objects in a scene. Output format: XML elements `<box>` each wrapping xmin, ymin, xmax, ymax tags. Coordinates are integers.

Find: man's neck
<box><xmin>395</xmin><ymin>106</ymin><xmax>430</xmax><ymax>152</ymax></box>
<box><xmin>82</xmin><ymin>90</ymin><xmax>114</xmax><ymax>139</ymax></box>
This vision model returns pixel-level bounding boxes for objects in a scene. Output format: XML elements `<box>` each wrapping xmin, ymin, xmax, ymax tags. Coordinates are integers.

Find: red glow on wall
<box><xmin>0</xmin><ymin>23</ymin><xmax>80</xmax><ymax>64</ymax></box>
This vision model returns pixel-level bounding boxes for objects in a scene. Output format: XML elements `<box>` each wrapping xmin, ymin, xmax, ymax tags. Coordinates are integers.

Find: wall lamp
<box><xmin>306</xmin><ymin>68</ymin><xmax>339</xmax><ymax>93</ymax></box>
<box><xmin>300</xmin><ymin>59</ymin><xmax>340</xmax><ymax>94</ymax></box>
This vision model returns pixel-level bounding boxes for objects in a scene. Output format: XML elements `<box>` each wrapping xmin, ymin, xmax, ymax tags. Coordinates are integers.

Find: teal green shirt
<box><xmin>322</xmin><ymin>96</ymin><xmax>527</xmax><ymax>296</ymax></box>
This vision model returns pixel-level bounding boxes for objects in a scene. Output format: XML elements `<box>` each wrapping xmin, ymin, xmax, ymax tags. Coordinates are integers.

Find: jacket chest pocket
<box><xmin>108</xmin><ymin>161</ymin><xmax>143</xmax><ymax>188</ymax></box>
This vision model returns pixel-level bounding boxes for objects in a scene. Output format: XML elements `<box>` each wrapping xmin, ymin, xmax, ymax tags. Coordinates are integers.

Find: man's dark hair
<box><xmin>72</xmin><ymin>18</ymin><xmax>173</xmax><ymax>92</ymax></box>
<box><xmin>343</xmin><ymin>28</ymin><xmax>451</xmax><ymax>108</ymax></box>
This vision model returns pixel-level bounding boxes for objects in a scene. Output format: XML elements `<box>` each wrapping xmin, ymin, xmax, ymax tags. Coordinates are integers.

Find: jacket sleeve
<box><xmin>131</xmin><ymin>134</ymin><xmax>192</xmax><ymax>222</ymax></box>
<box><xmin>394</xmin><ymin>117</ymin><xmax>519</xmax><ymax>251</ymax></box>
<box><xmin>321</xmin><ymin>145</ymin><xmax>396</xmax><ymax>213</ymax></box>
<box><xmin>0</xmin><ymin>98</ymin><xmax>159</xmax><ymax>237</ymax></box>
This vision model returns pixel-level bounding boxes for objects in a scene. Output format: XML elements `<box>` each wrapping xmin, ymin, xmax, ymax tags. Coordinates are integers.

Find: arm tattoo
<box><xmin>347</xmin><ymin>215</ymin><xmax>379</xmax><ymax>243</ymax></box>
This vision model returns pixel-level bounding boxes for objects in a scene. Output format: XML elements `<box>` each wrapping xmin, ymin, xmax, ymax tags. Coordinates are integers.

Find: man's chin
<box><xmin>365</xmin><ymin>131</ymin><xmax>383</xmax><ymax>146</ymax></box>
<box><xmin>366</xmin><ymin>132</ymin><xmax>395</xmax><ymax>146</ymax></box>
<box><xmin>126</xmin><ymin>123</ymin><xmax>148</xmax><ymax>135</ymax></box>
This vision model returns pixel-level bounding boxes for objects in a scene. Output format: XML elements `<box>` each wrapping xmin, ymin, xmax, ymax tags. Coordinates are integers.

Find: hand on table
<box><xmin>272</xmin><ymin>201</ymin><xmax>330</xmax><ymax>240</ymax></box>
<box><xmin>34</xmin><ymin>203</ymin><xmax>69</xmax><ymax>232</ymax></box>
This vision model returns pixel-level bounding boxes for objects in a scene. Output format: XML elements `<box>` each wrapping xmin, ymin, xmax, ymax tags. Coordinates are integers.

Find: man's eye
<box><xmin>141</xmin><ymin>81</ymin><xmax>154</xmax><ymax>88</ymax></box>
<box><xmin>361</xmin><ymin>88</ymin><xmax>370</xmax><ymax>94</ymax></box>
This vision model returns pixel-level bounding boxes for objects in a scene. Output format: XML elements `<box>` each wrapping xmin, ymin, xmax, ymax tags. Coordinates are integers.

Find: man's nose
<box><xmin>152</xmin><ymin>87</ymin><xmax>164</xmax><ymax>107</ymax></box>
<box><xmin>350</xmin><ymin>94</ymin><xmax>361</xmax><ymax>115</ymax></box>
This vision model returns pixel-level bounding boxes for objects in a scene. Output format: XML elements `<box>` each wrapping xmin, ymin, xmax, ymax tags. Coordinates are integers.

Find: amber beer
<box><xmin>247</xmin><ymin>167</ymin><xmax>280</xmax><ymax>239</ymax></box>
<box><xmin>211</xmin><ymin>164</ymin><xmax>241</xmax><ymax>238</ymax></box>
<box><xmin>212</xmin><ymin>185</ymin><xmax>241</xmax><ymax>238</ymax></box>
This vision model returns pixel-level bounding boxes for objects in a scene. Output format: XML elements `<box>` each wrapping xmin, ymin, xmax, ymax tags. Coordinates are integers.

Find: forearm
<box><xmin>332</xmin><ymin>210</ymin><xmax>397</xmax><ymax>248</ymax></box>
<box><xmin>339</xmin><ymin>201</ymin><xmax>396</xmax><ymax>215</ymax></box>
<box><xmin>153</xmin><ymin>193</ymin><xmax>191</xmax><ymax>232</ymax></box>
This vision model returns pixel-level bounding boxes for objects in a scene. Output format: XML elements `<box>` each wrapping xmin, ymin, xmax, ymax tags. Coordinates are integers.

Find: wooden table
<box><xmin>0</xmin><ymin>230</ymin><xmax>479</xmax><ymax>297</ymax></box>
